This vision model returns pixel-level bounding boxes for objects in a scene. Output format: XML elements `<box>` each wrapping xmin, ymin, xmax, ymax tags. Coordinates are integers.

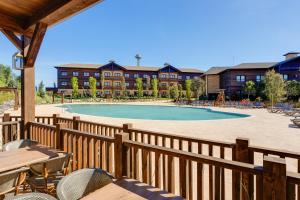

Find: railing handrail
<box><xmin>124</xmin><ymin>139</ymin><xmax>262</xmax><ymax>175</ymax></box>
<box><xmin>287</xmin><ymin>171</ymin><xmax>300</xmax><ymax>185</ymax></box>
<box><xmin>28</xmin><ymin>121</ymin><xmax>56</xmax><ymax>130</ymax></box>
<box><xmin>77</xmin><ymin>119</ymin><xmax>123</xmax><ymax>129</ymax></box>
<box><xmin>0</xmin><ymin>121</ymin><xmax>19</xmax><ymax>125</ymax></box>
<box><xmin>127</xmin><ymin>127</ymin><xmax>233</xmax><ymax>148</ymax></box>
<box><xmin>61</xmin><ymin>128</ymin><xmax>115</xmax><ymax>142</ymax></box>
<box><xmin>249</xmin><ymin>145</ymin><xmax>300</xmax><ymax>159</ymax></box>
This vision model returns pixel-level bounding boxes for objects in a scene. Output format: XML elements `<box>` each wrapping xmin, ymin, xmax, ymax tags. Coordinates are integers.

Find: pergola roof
<box><xmin>0</xmin><ymin>0</ymin><xmax>103</xmax><ymax>36</ymax></box>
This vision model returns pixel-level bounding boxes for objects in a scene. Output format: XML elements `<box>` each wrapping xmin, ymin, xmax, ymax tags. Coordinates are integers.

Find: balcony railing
<box><xmin>1</xmin><ymin>113</ymin><xmax>300</xmax><ymax>199</ymax></box>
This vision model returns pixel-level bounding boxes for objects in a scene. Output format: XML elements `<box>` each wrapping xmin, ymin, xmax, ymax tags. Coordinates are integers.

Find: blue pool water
<box><xmin>60</xmin><ymin>104</ymin><xmax>250</xmax><ymax>121</ymax></box>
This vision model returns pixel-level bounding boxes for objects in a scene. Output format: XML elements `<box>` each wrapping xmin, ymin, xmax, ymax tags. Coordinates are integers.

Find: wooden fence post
<box><xmin>56</xmin><ymin>123</ymin><xmax>67</xmax><ymax>150</ymax></box>
<box><xmin>263</xmin><ymin>156</ymin><xmax>286</xmax><ymax>200</ymax></box>
<box><xmin>115</xmin><ymin>132</ymin><xmax>129</xmax><ymax>178</ymax></box>
<box><xmin>123</xmin><ymin>123</ymin><xmax>133</xmax><ymax>133</ymax></box>
<box><xmin>53</xmin><ymin>114</ymin><xmax>60</xmax><ymax>126</ymax></box>
<box><xmin>233</xmin><ymin>138</ymin><xmax>253</xmax><ymax>200</ymax></box>
<box><xmin>73</xmin><ymin>116</ymin><xmax>80</xmax><ymax>130</ymax></box>
<box><xmin>3</xmin><ymin>113</ymin><xmax>11</xmax><ymax>144</ymax></box>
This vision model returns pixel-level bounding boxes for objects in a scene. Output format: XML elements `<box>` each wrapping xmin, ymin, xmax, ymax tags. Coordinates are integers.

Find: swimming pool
<box><xmin>60</xmin><ymin>104</ymin><xmax>250</xmax><ymax>120</ymax></box>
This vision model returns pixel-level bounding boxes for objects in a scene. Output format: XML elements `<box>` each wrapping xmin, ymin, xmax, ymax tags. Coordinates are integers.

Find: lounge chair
<box><xmin>3</xmin><ymin>140</ymin><xmax>38</xmax><ymax>151</ymax></box>
<box><xmin>27</xmin><ymin>152</ymin><xmax>71</xmax><ymax>194</ymax></box>
<box><xmin>5</xmin><ymin>192</ymin><xmax>57</xmax><ymax>200</ymax></box>
<box><xmin>291</xmin><ymin>118</ymin><xmax>300</xmax><ymax>128</ymax></box>
<box><xmin>56</xmin><ymin>168</ymin><xmax>113</xmax><ymax>200</ymax></box>
<box><xmin>0</xmin><ymin>167</ymin><xmax>29</xmax><ymax>198</ymax></box>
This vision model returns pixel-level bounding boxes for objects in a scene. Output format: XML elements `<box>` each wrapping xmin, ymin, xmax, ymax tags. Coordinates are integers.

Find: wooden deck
<box><xmin>82</xmin><ymin>179</ymin><xmax>182</xmax><ymax>200</ymax></box>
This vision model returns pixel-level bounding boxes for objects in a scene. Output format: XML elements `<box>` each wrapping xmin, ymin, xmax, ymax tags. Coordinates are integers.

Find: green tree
<box><xmin>243</xmin><ymin>80</ymin><xmax>256</xmax><ymax>99</ymax></box>
<box><xmin>135</xmin><ymin>78</ymin><xmax>143</xmax><ymax>98</ymax></box>
<box><xmin>71</xmin><ymin>77</ymin><xmax>79</xmax><ymax>98</ymax></box>
<box><xmin>185</xmin><ymin>79</ymin><xmax>192</xmax><ymax>100</ymax></box>
<box><xmin>37</xmin><ymin>81</ymin><xmax>45</xmax><ymax>98</ymax></box>
<box><xmin>178</xmin><ymin>84</ymin><xmax>183</xmax><ymax>99</ymax></box>
<box><xmin>191</xmin><ymin>78</ymin><xmax>206</xmax><ymax>99</ymax></box>
<box><xmin>89</xmin><ymin>77</ymin><xmax>97</xmax><ymax>99</ymax></box>
<box><xmin>151</xmin><ymin>78</ymin><xmax>158</xmax><ymax>98</ymax></box>
<box><xmin>265</xmin><ymin>70</ymin><xmax>286</xmax><ymax>107</ymax></box>
<box><xmin>285</xmin><ymin>80</ymin><xmax>300</xmax><ymax>100</ymax></box>
<box><xmin>255</xmin><ymin>80</ymin><xmax>266</xmax><ymax>100</ymax></box>
<box><xmin>170</xmin><ymin>85</ymin><xmax>179</xmax><ymax>100</ymax></box>
<box><xmin>121</xmin><ymin>76</ymin><xmax>126</xmax><ymax>97</ymax></box>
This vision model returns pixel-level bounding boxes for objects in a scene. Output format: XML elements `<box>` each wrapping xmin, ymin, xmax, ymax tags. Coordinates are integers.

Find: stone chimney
<box><xmin>283</xmin><ymin>52</ymin><xmax>300</xmax><ymax>60</ymax></box>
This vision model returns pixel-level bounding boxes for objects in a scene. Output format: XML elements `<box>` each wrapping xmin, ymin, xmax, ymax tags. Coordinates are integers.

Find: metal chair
<box><xmin>3</xmin><ymin>140</ymin><xmax>38</xmax><ymax>151</ymax></box>
<box><xmin>4</xmin><ymin>192</ymin><xmax>57</xmax><ymax>200</ymax></box>
<box><xmin>56</xmin><ymin>168</ymin><xmax>113</xmax><ymax>200</ymax></box>
<box><xmin>0</xmin><ymin>167</ymin><xmax>29</xmax><ymax>199</ymax></box>
<box><xmin>27</xmin><ymin>152</ymin><xmax>71</xmax><ymax>194</ymax></box>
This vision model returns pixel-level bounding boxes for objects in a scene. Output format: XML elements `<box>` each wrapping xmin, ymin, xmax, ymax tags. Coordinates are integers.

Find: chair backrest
<box><xmin>3</xmin><ymin>139</ymin><xmax>38</xmax><ymax>151</ymax></box>
<box><xmin>5</xmin><ymin>192</ymin><xmax>57</xmax><ymax>200</ymax></box>
<box><xmin>30</xmin><ymin>152</ymin><xmax>71</xmax><ymax>176</ymax></box>
<box><xmin>57</xmin><ymin>168</ymin><xmax>113</xmax><ymax>200</ymax></box>
<box><xmin>0</xmin><ymin>167</ymin><xmax>28</xmax><ymax>195</ymax></box>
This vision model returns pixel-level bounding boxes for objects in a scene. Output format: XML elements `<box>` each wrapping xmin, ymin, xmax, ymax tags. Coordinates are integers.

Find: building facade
<box><xmin>55</xmin><ymin>62</ymin><xmax>204</xmax><ymax>97</ymax></box>
<box><xmin>204</xmin><ymin>52</ymin><xmax>300</xmax><ymax>99</ymax></box>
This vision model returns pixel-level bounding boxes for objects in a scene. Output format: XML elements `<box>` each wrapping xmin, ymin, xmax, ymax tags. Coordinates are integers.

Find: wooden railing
<box><xmin>22</xmin><ymin>119</ymin><xmax>300</xmax><ymax>199</ymax></box>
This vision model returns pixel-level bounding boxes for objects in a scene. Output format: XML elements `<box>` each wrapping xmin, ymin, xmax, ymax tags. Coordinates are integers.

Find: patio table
<box><xmin>0</xmin><ymin>145</ymin><xmax>59</xmax><ymax>173</ymax></box>
<box><xmin>81</xmin><ymin>178</ymin><xmax>182</xmax><ymax>200</ymax></box>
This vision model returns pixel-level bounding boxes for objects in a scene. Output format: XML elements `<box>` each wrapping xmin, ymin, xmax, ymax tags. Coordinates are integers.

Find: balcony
<box><xmin>103</xmin><ymin>76</ymin><xmax>123</xmax><ymax>81</ymax></box>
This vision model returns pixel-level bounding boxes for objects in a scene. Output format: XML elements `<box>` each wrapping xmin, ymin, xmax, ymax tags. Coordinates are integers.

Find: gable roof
<box><xmin>55</xmin><ymin>63</ymin><xmax>203</xmax><ymax>73</ymax></box>
<box><xmin>231</xmin><ymin>62</ymin><xmax>276</xmax><ymax>69</ymax></box>
<box><xmin>204</xmin><ymin>67</ymin><xmax>230</xmax><ymax>75</ymax></box>
<box><xmin>272</xmin><ymin>55</ymin><xmax>300</xmax><ymax>67</ymax></box>
<box><xmin>55</xmin><ymin>63</ymin><xmax>101</xmax><ymax>69</ymax></box>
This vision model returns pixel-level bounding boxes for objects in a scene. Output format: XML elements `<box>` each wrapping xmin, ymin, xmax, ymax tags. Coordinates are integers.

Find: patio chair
<box><xmin>5</xmin><ymin>192</ymin><xmax>57</xmax><ymax>200</ymax></box>
<box><xmin>56</xmin><ymin>168</ymin><xmax>113</xmax><ymax>200</ymax></box>
<box><xmin>27</xmin><ymin>152</ymin><xmax>71</xmax><ymax>194</ymax></box>
<box><xmin>0</xmin><ymin>167</ymin><xmax>29</xmax><ymax>198</ymax></box>
<box><xmin>291</xmin><ymin>118</ymin><xmax>300</xmax><ymax>128</ymax></box>
<box><xmin>3</xmin><ymin>140</ymin><xmax>38</xmax><ymax>151</ymax></box>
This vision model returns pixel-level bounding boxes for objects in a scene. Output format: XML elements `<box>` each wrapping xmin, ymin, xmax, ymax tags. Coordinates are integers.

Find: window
<box><xmin>282</xmin><ymin>74</ymin><xmax>288</xmax><ymax>81</ymax></box>
<box><xmin>114</xmin><ymin>82</ymin><xmax>121</xmax><ymax>86</ymax></box>
<box><xmin>104</xmin><ymin>82</ymin><xmax>110</xmax><ymax>86</ymax></box>
<box><xmin>104</xmin><ymin>72</ymin><xmax>111</xmax><ymax>77</ymax></box>
<box><xmin>61</xmin><ymin>82</ymin><xmax>67</xmax><ymax>86</ymax></box>
<box><xmin>61</xmin><ymin>72</ymin><xmax>67</xmax><ymax>76</ymax></box>
<box><xmin>161</xmin><ymin>83</ymin><xmax>167</xmax><ymax>87</ymax></box>
<box><xmin>114</xmin><ymin>73</ymin><xmax>121</xmax><ymax>77</ymax></box>
<box><xmin>256</xmin><ymin>75</ymin><xmax>264</xmax><ymax>82</ymax></box>
<box><xmin>104</xmin><ymin>90</ymin><xmax>110</xmax><ymax>94</ymax></box>
<box><xmin>84</xmin><ymin>72</ymin><xmax>89</xmax><ymax>77</ymax></box>
<box><xmin>185</xmin><ymin>76</ymin><xmax>190</xmax><ymax>79</ymax></box>
<box><xmin>84</xmin><ymin>81</ymin><xmax>89</xmax><ymax>86</ymax></box>
<box><xmin>125</xmin><ymin>82</ymin><xmax>129</xmax><ymax>87</ymax></box>
<box><xmin>236</xmin><ymin>75</ymin><xmax>245</xmax><ymax>82</ymax></box>
<box><xmin>152</xmin><ymin>75</ymin><xmax>157</xmax><ymax>79</ymax></box>
<box><xmin>161</xmin><ymin>74</ymin><xmax>167</xmax><ymax>78</ymax></box>
<box><xmin>124</xmin><ymin>74</ymin><xmax>129</xmax><ymax>78</ymax></box>
<box><xmin>134</xmin><ymin>74</ymin><xmax>139</xmax><ymax>78</ymax></box>
<box><xmin>73</xmin><ymin>72</ymin><xmax>79</xmax><ymax>76</ymax></box>
<box><xmin>143</xmin><ymin>74</ymin><xmax>149</xmax><ymax>78</ymax></box>
<box><xmin>170</xmin><ymin>74</ymin><xmax>177</xmax><ymax>79</ymax></box>
<box><xmin>95</xmin><ymin>72</ymin><xmax>100</xmax><ymax>77</ymax></box>
<box><xmin>96</xmin><ymin>82</ymin><xmax>100</xmax><ymax>86</ymax></box>
<box><xmin>178</xmin><ymin>76</ymin><xmax>182</xmax><ymax>79</ymax></box>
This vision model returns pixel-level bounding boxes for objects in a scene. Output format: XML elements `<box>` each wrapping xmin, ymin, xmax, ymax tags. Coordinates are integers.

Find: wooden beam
<box><xmin>1</xmin><ymin>29</ymin><xmax>22</xmax><ymax>50</ymax></box>
<box><xmin>25</xmin><ymin>23</ymin><xmax>47</xmax><ymax>67</ymax></box>
<box><xmin>24</xmin><ymin>0</ymin><xmax>102</xmax><ymax>35</ymax></box>
<box><xmin>0</xmin><ymin>13</ymin><xmax>26</xmax><ymax>35</ymax></box>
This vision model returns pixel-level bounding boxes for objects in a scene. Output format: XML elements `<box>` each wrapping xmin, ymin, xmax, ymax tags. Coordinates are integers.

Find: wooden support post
<box><xmin>263</xmin><ymin>156</ymin><xmax>286</xmax><ymax>200</ymax></box>
<box><xmin>13</xmin><ymin>89</ymin><xmax>19</xmax><ymax>110</ymax></box>
<box><xmin>233</xmin><ymin>138</ymin><xmax>253</xmax><ymax>200</ymax></box>
<box><xmin>53</xmin><ymin>114</ymin><xmax>60</xmax><ymax>126</ymax></box>
<box><xmin>56</xmin><ymin>123</ymin><xmax>67</xmax><ymax>150</ymax></box>
<box><xmin>123</xmin><ymin>123</ymin><xmax>133</xmax><ymax>133</ymax></box>
<box><xmin>115</xmin><ymin>132</ymin><xmax>129</xmax><ymax>178</ymax></box>
<box><xmin>3</xmin><ymin>114</ymin><xmax>11</xmax><ymax>144</ymax></box>
<box><xmin>73</xmin><ymin>116</ymin><xmax>80</xmax><ymax>130</ymax></box>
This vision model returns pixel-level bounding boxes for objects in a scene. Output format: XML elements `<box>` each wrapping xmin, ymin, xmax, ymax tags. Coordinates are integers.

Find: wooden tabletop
<box><xmin>0</xmin><ymin>145</ymin><xmax>58</xmax><ymax>173</ymax></box>
<box><xmin>81</xmin><ymin>178</ymin><xmax>182</xmax><ymax>200</ymax></box>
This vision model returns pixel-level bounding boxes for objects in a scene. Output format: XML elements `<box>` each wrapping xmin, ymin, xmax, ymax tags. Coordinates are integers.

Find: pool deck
<box><xmin>5</xmin><ymin>101</ymin><xmax>299</xmax><ymax>168</ymax></box>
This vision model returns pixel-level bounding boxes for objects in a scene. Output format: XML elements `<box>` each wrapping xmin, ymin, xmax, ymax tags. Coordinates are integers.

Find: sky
<box><xmin>1</xmin><ymin>0</ymin><xmax>300</xmax><ymax>87</ymax></box>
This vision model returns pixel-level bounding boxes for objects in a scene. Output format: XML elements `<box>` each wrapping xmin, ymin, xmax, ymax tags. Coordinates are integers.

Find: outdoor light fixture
<box><xmin>12</xmin><ymin>52</ymin><xmax>24</xmax><ymax>70</ymax></box>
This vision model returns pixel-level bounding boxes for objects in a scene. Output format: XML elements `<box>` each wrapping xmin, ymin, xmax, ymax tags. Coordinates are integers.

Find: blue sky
<box><xmin>1</xmin><ymin>0</ymin><xmax>300</xmax><ymax>87</ymax></box>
